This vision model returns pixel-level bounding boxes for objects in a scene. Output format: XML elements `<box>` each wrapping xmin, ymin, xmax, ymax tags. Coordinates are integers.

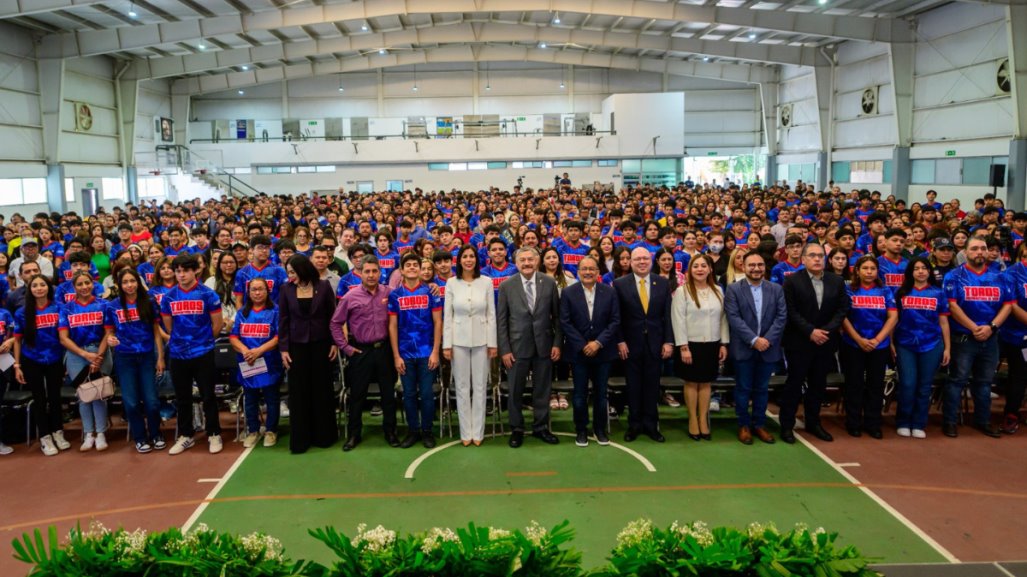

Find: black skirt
<box><xmin>675</xmin><ymin>341</ymin><xmax>722</xmax><ymax>383</ymax></box>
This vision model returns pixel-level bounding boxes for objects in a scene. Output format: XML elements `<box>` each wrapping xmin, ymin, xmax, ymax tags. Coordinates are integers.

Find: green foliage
<box><xmin>13</xmin><ymin>520</ymin><xmax>878</xmax><ymax>577</ymax></box>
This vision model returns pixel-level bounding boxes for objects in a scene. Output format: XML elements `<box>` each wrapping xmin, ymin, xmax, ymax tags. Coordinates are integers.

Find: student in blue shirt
<box><xmin>55</xmin><ymin>252</ymin><xmax>104</xmax><ymax>304</ymax></box>
<box><xmin>893</xmin><ymin>257</ymin><xmax>950</xmax><ymax>439</ymax></box>
<box><xmin>374</xmin><ymin>232</ymin><xmax>400</xmax><ymax>284</ymax></box>
<box><xmin>877</xmin><ymin>228</ymin><xmax>909</xmax><ymax>294</ymax></box>
<box><xmin>841</xmin><ymin>255</ymin><xmax>898</xmax><ymax>439</ymax></box>
<box><xmin>335</xmin><ymin>244</ymin><xmax>370</xmax><ymax>298</ymax></box>
<box><xmin>770</xmin><ymin>234</ymin><xmax>805</xmax><ymax>284</ymax></box>
<box><xmin>230</xmin><ymin>278</ymin><xmax>282</xmax><ymax>449</ymax></box>
<box><xmin>0</xmin><ymin>306</ymin><xmax>15</xmax><ymax>454</ymax></box>
<box><xmin>13</xmin><ymin>274</ymin><xmax>70</xmax><ymax>456</ymax></box>
<box><xmin>105</xmin><ymin>267</ymin><xmax>166</xmax><ymax>453</ymax></box>
<box><xmin>481</xmin><ymin>238</ymin><xmax>517</xmax><ymax>300</ymax></box>
<box><xmin>942</xmin><ymin>237</ymin><xmax>1012</xmax><ymax>438</ymax></box>
<box><xmin>233</xmin><ymin>235</ymin><xmax>289</xmax><ymax>310</ymax></box>
<box><xmin>999</xmin><ymin>241</ymin><xmax>1027</xmax><ymax>435</ymax></box>
<box><xmin>389</xmin><ymin>253</ymin><xmax>443</xmax><ymax>449</ymax></box>
<box><xmin>551</xmin><ymin>220</ymin><xmax>590</xmax><ymax>277</ymax></box>
<box><xmin>58</xmin><ymin>271</ymin><xmax>112</xmax><ymax>452</ymax></box>
<box><xmin>160</xmin><ymin>253</ymin><xmax>225</xmax><ymax>456</ymax></box>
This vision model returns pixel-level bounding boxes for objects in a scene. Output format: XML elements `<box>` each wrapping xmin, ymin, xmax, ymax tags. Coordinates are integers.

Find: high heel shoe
<box><xmin>472</xmin><ymin>440</ymin><xmax>482</xmax><ymax>446</ymax></box>
<box><xmin>700</xmin><ymin>433</ymin><xmax>712</xmax><ymax>441</ymax></box>
<box><xmin>688</xmin><ymin>432</ymin><xmax>702</xmax><ymax>441</ymax></box>
<box><xmin>462</xmin><ymin>440</ymin><xmax>471</xmax><ymax>447</ymax></box>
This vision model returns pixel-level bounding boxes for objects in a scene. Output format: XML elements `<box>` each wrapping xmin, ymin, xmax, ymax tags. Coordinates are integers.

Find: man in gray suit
<box><xmin>724</xmin><ymin>251</ymin><xmax>787</xmax><ymax>445</ymax></box>
<box><xmin>497</xmin><ymin>247</ymin><xmax>562</xmax><ymax>448</ymax></box>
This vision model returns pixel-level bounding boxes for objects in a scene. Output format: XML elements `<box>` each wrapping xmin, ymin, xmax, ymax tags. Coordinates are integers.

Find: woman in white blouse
<box><xmin>443</xmin><ymin>244</ymin><xmax>498</xmax><ymax>446</ymax></box>
<box><xmin>671</xmin><ymin>254</ymin><xmax>729</xmax><ymax>441</ymax></box>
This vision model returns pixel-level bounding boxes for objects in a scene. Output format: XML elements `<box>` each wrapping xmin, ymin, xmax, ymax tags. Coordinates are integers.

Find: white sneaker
<box><xmin>709</xmin><ymin>396</ymin><xmax>721</xmax><ymax>413</ymax></box>
<box><xmin>95</xmin><ymin>433</ymin><xmax>108</xmax><ymax>452</ymax></box>
<box><xmin>242</xmin><ymin>432</ymin><xmax>260</xmax><ymax>448</ymax></box>
<box><xmin>80</xmin><ymin>433</ymin><xmax>96</xmax><ymax>452</ymax></box>
<box><xmin>40</xmin><ymin>435</ymin><xmax>58</xmax><ymax>456</ymax></box>
<box><xmin>896</xmin><ymin>427</ymin><xmax>911</xmax><ymax>437</ymax></box>
<box><xmin>280</xmin><ymin>401</ymin><xmax>290</xmax><ymax>418</ymax></box>
<box><xmin>168</xmin><ymin>435</ymin><xmax>195</xmax><ymax>455</ymax></box>
<box><xmin>263</xmin><ymin>431</ymin><xmax>277</xmax><ymax>447</ymax></box>
<box><xmin>912</xmin><ymin>429</ymin><xmax>927</xmax><ymax>439</ymax></box>
<box><xmin>208</xmin><ymin>434</ymin><xmax>223</xmax><ymax>454</ymax></box>
<box><xmin>0</xmin><ymin>443</ymin><xmax>13</xmax><ymax>455</ymax></box>
<box><xmin>52</xmin><ymin>430</ymin><xmax>71</xmax><ymax>451</ymax></box>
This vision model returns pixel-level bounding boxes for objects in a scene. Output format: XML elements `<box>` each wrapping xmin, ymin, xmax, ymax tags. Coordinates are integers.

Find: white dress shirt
<box><xmin>582</xmin><ymin>283</ymin><xmax>596</xmax><ymax>320</ymax></box>
<box><xmin>671</xmin><ymin>284</ymin><xmax>730</xmax><ymax>345</ymax></box>
<box><xmin>442</xmin><ymin>275</ymin><xmax>498</xmax><ymax>349</ymax></box>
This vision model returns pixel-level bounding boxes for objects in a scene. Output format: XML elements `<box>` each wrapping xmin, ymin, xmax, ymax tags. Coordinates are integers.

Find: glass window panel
<box><xmin>467</xmin><ymin>162</ymin><xmax>487</xmax><ymax>170</ymax></box>
<box><xmin>622</xmin><ymin>159</ymin><xmax>641</xmax><ymax>173</ymax></box>
<box><xmin>316</xmin><ymin>165</ymin><xmax>335</xmax><ymax>172</ymax></box>
<box><xmin>23</xmin><ymin>178</ymin><xmax>47</xmax><ymax>204</ymax></box>
<box><xmin>511</xmin><ymin>162</ymin><xmax>524</xmax><ymax>169</ymax></box>
<box><xmin>934</xmin><ymin>158</ymin><xmax>960</xmax><ymax>185</ymax></box>
<box><xmin>428</xmin><ymin>163</ymin><xmax>449</xmax><ymax>171</ymax></box>
<box><xmin>297</xmin><ymin>166</ymin><xmax>316</xmax><ymax>173</ymax></box>
<box><xmin>271</xmin><ymin>166</ymin><xmax>293</xmax><ymax>174</ymax></box>
<box><xmin>961</xmin><ymin>157</ymin><xmax>991</xmax><ymax>185</ymax></box>
<box><xmin>235</xmin><ymin>167</ymin><xmax>252</xmax><ymax>174</ymax></box>
<box><xmin>882</xmin><ymin>160</ymin><xmax>892</xmax><ymax>183</ymax></box>
<box><xmin>256</xmin><ymin>166</ymin><xmax>273</xmax><ymax>174</ymax></box>
<box><xmin>572</xmin><ymin>160</ymin><xmax>593</xmax><ymax>167</ymax></box>
<box><xmin>101</xmin><ymin>177</ymin><xmax>125</xmax><ymax>200</ymax></box>
<box><xmin>910</xmin><ymin>159</ymin><xmax>935</xmax><ymax>184</ymax></box>
<box><xmin>448</xmin><ymin>163</ymin><xmax>467</xmax><ymax>171</ymax></box>
<box><xmin>487</xmin><ymin>162</ymin><xmax>507</xmax><ymax>169</ymax></box>
<box><xmin>553</xmin><ymin>160</ymin><xmax>573</xmax><ymax>168</ymax></box>
<box><xmin>831</xmin><ymin>162</ymin><xmax>851</xmax><ymax>183</ymax></box>
<box><xmin>65</xmin><ymin>178</ymin><xmax>74</xmax><ymax>202</ymax></box>
<box><xmin>0</xmin><ymin>180</ymin><xmax>21</xmax><ymax>205</ymax></box>
<box><xmin>598</xmin><ymin>159</ymin><xmax>618</xmax><ymax>167</ymax></box>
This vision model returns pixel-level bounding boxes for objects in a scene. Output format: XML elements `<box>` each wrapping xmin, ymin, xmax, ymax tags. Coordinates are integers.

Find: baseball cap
<box><xmin>933</xmin><ymin>237</ymin><xmax>955</xmax><ymax>250</ymax></box>
<box><xmin>20</xmin><ymin>236</ymin><xmax>38</xmax><ymax>246</ymax></box>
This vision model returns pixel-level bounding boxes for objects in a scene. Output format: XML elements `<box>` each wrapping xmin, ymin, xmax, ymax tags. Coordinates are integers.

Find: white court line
<box><xmin>779</xmin><ymin>418</ymin><xmax>960</xmax><ymax>563</ymax></box>
<box><xmin>182</xmin><ymin>445</ymin><xmax>255</xmax><ymax>532</ymax></box>
<box><xmin>403</xmin><ymin>432</ymin><xmax>656</xmax><ymax>479</ymax></box>
<box><xmin>197</xmin><ymin>478</ymin><xmax>222</xmax><ymax>483</ymax></box>
<box><xmin>837</xmin><ymin>462</ymin><xmax>861</xmax><ymax>467</ymax></box>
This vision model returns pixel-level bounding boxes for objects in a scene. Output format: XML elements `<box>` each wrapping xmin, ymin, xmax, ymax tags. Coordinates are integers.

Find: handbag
<box><xmin>77</xmin><ymin>372</ymin><xmax>114</xmax><ymax>403</ymax></box>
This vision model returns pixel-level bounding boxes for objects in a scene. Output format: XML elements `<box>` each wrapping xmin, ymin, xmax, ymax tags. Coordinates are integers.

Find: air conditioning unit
<box><xmin>997</xmin><ymin>59</ymin><xmax>1011</xmax><ymax>94</ymax></box>
<box><xmin>779</xmin><ymin>103</ymin><xmax>793</xmax><ymax>128</ymax></box>
<box><xmin>859</xmin><ymin>86</ymin><xmax>879</xmax><ymax>116</ymax></box>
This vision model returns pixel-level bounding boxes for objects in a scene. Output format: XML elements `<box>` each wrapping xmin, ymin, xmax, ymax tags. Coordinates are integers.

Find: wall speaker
<box><xmin>990</xmin><ymin>164</ymin><xmax>1006</xmax><ymax>188</ymax></box>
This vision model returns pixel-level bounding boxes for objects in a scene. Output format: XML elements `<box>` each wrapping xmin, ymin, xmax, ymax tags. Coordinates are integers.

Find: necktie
<box><xmin>639</xmin><ymin>278</ymin><xmax>649</xmax><ymax>314</ymax></box>
<box><xmin>525</xmin><ymin>279</ymin><xmax>535</xmax><ymax>311</ymax></box>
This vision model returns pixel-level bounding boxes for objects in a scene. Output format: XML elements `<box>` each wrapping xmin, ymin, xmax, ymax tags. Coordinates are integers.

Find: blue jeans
<box><xmin>114</xmin><ymin>350</ymin><xmax>161</xmax><ymax>442</ymax></box>
<box><xmin>945</xmin><ymin>334</ymin><xmax>998</xmax><ymax>426</ymax></box>
<box><xmin>571</xmin><ymin>359</ymin><xmax>610</xmax><ymax>433</ymax></box>
<box><xmin>895</xmin><ymin>342</ymin><xmax>944</xmax><ymax>430</ymax></box>
<box><xmin>244</xmin><ymin>384</ymin><xmax>281</xmax><ymax>434</ymax></box>
<box><xmin>733</xmin><ymin>356</ymin><xmax>776</xmax><ymax>429</ymax></box>
<box><xmin>66</xmin><ymin>346</ymin><xmax>108</xmax><ymax>434</ymax></box>
<box><xmin>400</xmin><ymin>357</ymin><xmax>437</xmax><ymax>432</ymax></box>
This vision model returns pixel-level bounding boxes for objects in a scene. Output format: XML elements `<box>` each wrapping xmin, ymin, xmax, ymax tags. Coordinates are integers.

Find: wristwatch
<box><xmin>989</xmin><ymin>322</ymin><xmax>999</xmax><ymax>331</ymax></box>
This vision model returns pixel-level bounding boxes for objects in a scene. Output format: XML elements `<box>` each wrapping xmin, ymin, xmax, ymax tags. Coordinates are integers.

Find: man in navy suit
<box><xmin>560</xmin><ymin>256</ymin><xmax>621</xmax><ymax>447</ymax></box>
<box><xmin>724</xmin><ymin>252</ymin><xmax>787</xmax><ymax>445</ymax></box>
<box><xmin>614</xmin><ymin>247</ymin><xmax>674</xmax><ymax>442</ymax></box>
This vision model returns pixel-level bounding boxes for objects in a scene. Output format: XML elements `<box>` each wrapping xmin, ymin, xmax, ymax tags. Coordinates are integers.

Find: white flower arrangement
<box><xmin>420</xmin><ymin>527</ymin><xmax>459</xmax><ymax>554</ymax></box>
<box><xmin>112</xmin><ymin>529</ymin><xmax>148</xmax><ymax>559</ymax></box>
<box><xmin>351</xmin><ymin>523</ymin><xmax>396</xmax><ymax>553</ymax></box>
<box><xmin>524</xmin><ymin>521</ymin><xmax>548</xmax><ymax>547</ymax></box>
<box><xmin>669</xmin><ymin>521</ymin><xmax>714</xmax><ymax>547</ymax></box>
<box><xmin>241</xmin><ymin>532</ymin><xmax>285</xmax><ymax>562</ymax></box>
<box><xmin>746</xmin><ymin>521</ymin><xmax>779</xmax><ymax>539</ymax></box>
<box><xmin>617</xmin><ymin>519</ymin><xmax>654</xmax><ymax>549</ymax></box>
<box><xmin>488</xmin><ymin>527</ymin><xmax>511</xmax><ymax>540</ymax></box>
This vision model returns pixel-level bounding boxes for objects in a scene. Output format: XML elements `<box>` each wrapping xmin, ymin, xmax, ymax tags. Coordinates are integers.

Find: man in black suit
<box><xmin>780</xmin><ymin>242</ymin><xmax>851</xmax><ymax>444</ymax></box>
<box><xmin>560</xmin><ymin>256</ymin><xmax>621</xmax><ymax>447</ymax></box>
<box><xmin>614</xmin><ymin>247</ymin><xmax>674</xmax><ymax>442</ymax></box>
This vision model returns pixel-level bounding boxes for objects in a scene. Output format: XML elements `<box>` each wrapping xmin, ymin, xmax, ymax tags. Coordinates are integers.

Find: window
<box><xmin>934</xmin><ymin>158</ymin><xmax>960</xmax><ymax>185</ymax></box>
<box><xmin>962</xmin><ymin>157</ymin><xmax>992</xmax><ymax>185</ymax></box>
<box><xmin>65</xmin><ymin>178</ymin><xmax>74</xmax><ymax>202</ymax></box>
<box><xmin>911</xmin><ymin>160</ymin><xmax>935</xmax><ymax>184</ymax></box>
<box><xmin>256</xmin><ymin>166</ymin><xmax>273</xmax><ymax>174</ymax></box>
<box><xmin>271</xmin><ymin>166</ymin><xmax>293</xmax><ymax>174</ymax></box>
<box><xmin>23</xmin><ymin>178</ymin><xmax>47</xmax><ymax>204</ymax></box>
<box><xmin>448</xmin><ymin>163</ymin><xmax>467</xmax><ymax>171</ymax></box>
<box><xmin>428</xmin><ymin>163</ymin><xmax>448</xmax><ymax>171</ymax></box>
<box><xmin>386</xmin><ymin>180</ymin><xmax>404</xmax><ymax>192</ymax></box>
<box><xmin>234</xmin><ymin>167</ymin><xmax>252</xmax><ymax>175</ymax></box>
<box><xmin>0</xmin><ymin>180</ymin><xmax>21</xmax><ymax>206</ymax></box>
<box><xmin>572</xmin><ymin>160</ymin><xmax>592</xmax><ymax>167</ymax></box>
<box><xmin>850</xmin><ymin>161</ymin><xmax>883</xmax><ymax>184</ymax></box>
<box><xmin>315</xmin><ymin>165</ymin><xmax>336</xmax><ymax>173</ymax></box>
<box><xmin>553</xmin><ymin>160</ymin><xmax>573</xmax><ymax>168</ymax></box>
<box><xmin>297</xmin><ymin>166</ymin><xmax>316</xmax><ymax>173</ymax></box>
<box><xmin>487</xmin><ymin>162</ymin><xmax>507</xmax><ymax>169</ymax></box>
<box><xmin>622</xmin><ymin>159</ymin><xmax>641</xmax><ymax>173</ymax></box>
<box><xmin>831</xmin><ymin>162</ymin><xmax>851</xmax><ymax>183</ymax></box>
<box><xmin>598</xmin><ymin>159</ymin><xmax>618</xmax><ymax>167</ymax></box>
<box><xmin>101</xmin><ymin>177</ymin><xmax>125</xmax><ymax>200</ymax></box>
<box><xmin>138</xmin><ymin>177</ymin><xmax>165</xmax><ymax>198</ymax></box>
<box><xmin>467</xmin><ymin>162</ymin><xmax>487</xmax><ymax>171</ymax></box>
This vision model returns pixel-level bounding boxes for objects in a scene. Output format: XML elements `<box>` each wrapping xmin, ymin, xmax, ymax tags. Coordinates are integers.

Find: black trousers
<box><xmin>779</xmin><ymin>347</ymin><xmax>836</xmax><ymax>431</ymax></box>
<box><xmin>170</xmin><ymin>351</ymin><xmax>220</xmax><ymax>438</ymax></box>
<box><xmin>22</xmin><ymin>357</ymin><xmax>64</xmax><ymax>438</ymax></box>
<box><xmin>840</xmin><ymin>344</ymin><xmax>888</xmax><ymax>431</ymax></box>
<box><xmin>1001</xmin><ymin>341</ymin><xmax>1027</xmax><ymax>418</ymax></box>
<box><xmin>287</xmin><ymin>339</ymin><xmax>338</xmax><ymax>453</ymax></box>
<box><xmin>624</xmin><ymin>350</ymin><xmax>661</xmax><ymax>433</ymax></box>
<box><xmin>343</xmin><ymin>342</ymin><xmax>397</xmax><ymax>437</ymax></box>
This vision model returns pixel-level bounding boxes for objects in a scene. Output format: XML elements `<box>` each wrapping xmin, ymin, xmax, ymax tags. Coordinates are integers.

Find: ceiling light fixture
<box><xmin>128</xmin><ymin>3</ymin><xmax>137</xmax><ymax>18</ymax></box>
<box><xmin>412</xmin><ymin>65</ymin><xmax>418</xmax><ymax>91</ymax></box>
<box><xmin>361</xmin><ymin>24</ymin><xmax>368</xmax><ymax>31</ymax></box>
<box><xmin>540</xmin><ymin>41</ymin><xmax>547</xmax><ymax>49</ymax></box>
<box><xmin>553</xmin><ymin>11</ymin><xmax>560</xmax><ymax>24</ymax></box>
<box><xmin>238</xmin><ymin>89</ymin><xmax>244</xmax><ymax>95</ymax></box>
<box><xmin>338</xmin><ymin>74</ymin><xmax>345</xmax><ymax>92</ymax></box>
<box><xmin>485</xmin><ymin>63</ymin><xmax>491</xmax><ymax>90</ymax></box>
<box><xmin>748</xmin><ymin>31</ymin><xmax>757</xmax><ymax>39</ymax></box>
<box><xmin>241</xmin><ymin>65</ymin><xmax>249</xmax><ymax>70</ymax></box>
<box><xmin>198</xmin><ymin>42</ymin><xmax>206</xmax><ymax>50</ymax></box>
<box><xmin>818</xmin><ymin>0</ymin><xmax>828</xmax><ymax>4</ymax></box>
<box><xmin>703</xmin><ymin>56</ymin><xmax>709</xmax><ymax>61</ymax></box>
<box><xmin>379</xmin><ymin>48</ymin><xmax>386</xmax><ymax>55</ymax></box>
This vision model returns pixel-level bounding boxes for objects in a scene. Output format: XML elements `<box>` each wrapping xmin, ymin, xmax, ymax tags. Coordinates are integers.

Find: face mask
<box><xmin>708</xmin><ymin>243</ymin><xmax>724</xmax><ymax>254</ymax></box>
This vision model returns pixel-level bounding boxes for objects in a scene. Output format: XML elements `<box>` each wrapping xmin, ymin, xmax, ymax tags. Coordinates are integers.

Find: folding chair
<box><xmin>2</xmin><ymin>388</ymin><xmax>33</xmax><ymax>447</ymax></box>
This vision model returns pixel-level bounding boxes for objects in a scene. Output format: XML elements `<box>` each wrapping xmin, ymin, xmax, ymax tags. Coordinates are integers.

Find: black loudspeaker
<box><xmin>990</xmin><ymin>164</ymin><xmax>1006</xmax><ymax>187</ymax></box>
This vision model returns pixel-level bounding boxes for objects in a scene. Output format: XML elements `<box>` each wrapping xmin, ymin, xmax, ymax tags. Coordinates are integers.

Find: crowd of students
<box><xmin>0</xmin><ymin>179</ymin><xmax>1023</xmax><ymax>456</ymax></box>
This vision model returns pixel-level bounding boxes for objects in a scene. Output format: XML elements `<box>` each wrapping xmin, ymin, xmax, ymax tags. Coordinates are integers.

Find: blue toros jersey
<box><xmin>375</xmin><ymin>250</ymin><xmax>400</xmax><ymax>284</ymax></box>
<box><xmin>770</xmin><ymin>260</ymin><xmax>804</xmax><ymax>285</ymax></box>
<box><xmin>230</xmin><ymin>305</ymin><xmax>283</xmax><ymax>389</ymax></box>
<box><xmin>58</xmin><ymin>297</ymin><xmax>107</xmax><ymax>347</ymax></box>
<box><xmin>387</xmin><ymin>283</ymin><xmax>442</xmax><ymax>360</ymax></box>
<box><xmin>163</xmin><ymin>243</ymin><xmax>189</xmax><ymax>257</ymax></box>
<box><xmin>54</xmin><ymin>279</ymin><xmax>104</xmax><ymax>305</ymax></box>
<box><xmin>1000</xmin><ymin>262</ymin><xmax>1027</xmax><ymax>345</ymax></box>
<box><xmin>137</xmin><ymin>262</ymin><xmax>156</xmax><ymax>286</ymax></box>
<box><xmin>149</xmin><ymin>283</ymin><xmax>177</xmax><ymax>307</ymax></box>
<box><xmin>42</xmin><ymin>242</ymin><xmax>65</xmax><ymax>260</ymax></box>
<box><xmin>672</xmin><ymin>250</ymin><xmax>691</xmax><ymax>276</ymax></box>
<box><xmin>336</xmin><ymin>271</ymin><xmax>362</xmax><ymax>298</ymax></box>
<box><xmin>552</xmin><ymin>238</ymin><xmax>590</xmax><ymax>277</ymax></box>
<box><xmin>394</xmin><ymin>238</ymin><xmax>416</xmax><ymax>255</ymax></box>
<box><xmin>233</xmin><ymin>262</ymin><xmax>289</xmax><ymax>304</ymax></box>
<box><xmin>855</xmin><ymin>234</ymin><xmax>875</xmax><ymax>256</ymax></box>
<box><xmin>843</xmin><ymin>285</ymin><xmax>896</xmax><ymax>349</ymax></box>
<box><xmin>943</xmin><ymin>264</ymin><xmax>1014</xmax><ymax>336</ymax></box>
<box><xmin>57</xmin><ymin>261</ymin><xmax>99</xmax><ymax>283</ymax></box>
<box><xmin>894</xmin><ymin>285</ymin><xmax>949</xmax><ymax>353</ymax></box>
<box><xmin>877</xmin><ymin>256</ymin><xmax>908</xmax><ymax>292</ymax></box>
<box><xmin>14</xmin><ymin>302</ymin><xmax>64</xmax><ymax>364</ymax></box>
<box><xmin>482</xmin><ymin>261</ymin><xmax>517</xmax><ymax>299</ymax></box>
<box><xmin>159</xmin><ymin>283</ymin><xmax>221</xmax><ymax>359</ymax></box>
<box><xmin>0</xmin><ymin>308</ymin><xmax>15</xmax><ymax>338</ymax></box>
<box><xmin>0</xmin><ymin>276</ymin><xmax>8</xmax><ymax>307</ymax></box>
<box><xmin>104</xmin><ymin>298</ymin><xmax>158</xmax><ymax>355</ymax></box>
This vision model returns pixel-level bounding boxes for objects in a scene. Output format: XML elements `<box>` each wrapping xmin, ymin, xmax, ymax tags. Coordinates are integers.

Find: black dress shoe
<box><xmin>508</xmin><ymin>430</ymin><xmax>524</xmax><ymax>448</ymax></box>
<box><xmin>780</xmin><ymin>429</ymin><xmax>796</xmax><ymax>444</ymax></box>
<box><xmin>808</xmin><ymin>426</ymin><xmax>834</xmax><ymax>442</ymax></box>
<box><xmin>688</xmin><ymin>432</ymin><xmax>702</xmax><ymax>442</ymax></box>
<box><xmin>647</xmin><ymin>431</ymin><xmax>666</xmax><ymax>443</ymax></box>
<box><xmin>532</xmin><ymin>430</ymin><xmax>560</xmax><ymax>445</ymax></box>
<box><xmin>865</xmin><ymin>429</ymin><xmax>883</xmax><ymax>440</ymax></box>
<box><xmin>399</xmin><ymin>432</ymin><xmax>421</xmax><ymax>449</ymax></box>
<box><xmin>422</xmin><ymin>432</ymin><xmax>436</xmax><ymax>448</ymax></box>
<box><xmin>847</xmin><ymin>427</ymin><xmax>862</xmax><ymax>438</ymax></box>
<box><xmin>942</xmin><ymin>423</ymin><xmax>958</xmax><ymax>438</ymax></box>
<box><xmin>700</xmin><ymin>433</ymin><xmax>712</xmax><ymax>441</ymax></box>
<box><xmin>342</xmin><ymin>436</ymin><xmax>361</xmax><ymax>452</ymax></box>
<box><xmin>624</xmin><ymin>429</ymin><xmax>640</xmax><ymax>442</ymax></box>
<box><xmin>385</xmin><ymin>431</ymin><xmax>400</xmax><ymax>448</ymax></box>
<box><xmin>973</xmin><ymin>424</ymin><xmax>1001</xmax><ymax>438</ymax></box>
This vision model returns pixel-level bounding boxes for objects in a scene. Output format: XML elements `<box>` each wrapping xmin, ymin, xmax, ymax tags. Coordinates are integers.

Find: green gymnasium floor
<box><xmin>193</xmin><ymin>415</ymin><xmax>946</xmax><ymax>569</ymax></box>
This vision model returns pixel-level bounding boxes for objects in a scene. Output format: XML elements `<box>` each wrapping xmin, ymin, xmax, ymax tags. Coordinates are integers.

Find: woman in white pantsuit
<box><xmin>443</xmin><ymin>244</ymin><xmax>498</xmax><ymax>446</ymax></box>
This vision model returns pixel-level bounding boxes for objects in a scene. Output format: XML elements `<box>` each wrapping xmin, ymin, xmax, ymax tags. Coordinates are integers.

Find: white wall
<box><xmin>776</xmin><ymin>65</ymin><xmax>822</xmax><ymax>155</ymax></box>
<box><xmin>60</xmin><ymin>57</ymin><xmax>120</xmax><ymax>165</ymax></box>
<box><xmin>601</xmin><ymin>92</ymin><xmax>685</xmax><ymax>157</ymax></box>
<box><xmin>684</xmin><ymin>89</ymin><xmax>762</xmax><ymax>149</ymax></box>
<box><xmin>833</xmin><ymin>41</ymin><xmax>896</xmax><ymax>152</ymax></box>
<box><xmin>135</xmin><ymin>79</ymin><xmax>172</xmax><ymax>158</ymax></box>
<box><xmin>0</xmin><ymin>21</ymin><xmax>42</xmax><ymax>168</ymax></box>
